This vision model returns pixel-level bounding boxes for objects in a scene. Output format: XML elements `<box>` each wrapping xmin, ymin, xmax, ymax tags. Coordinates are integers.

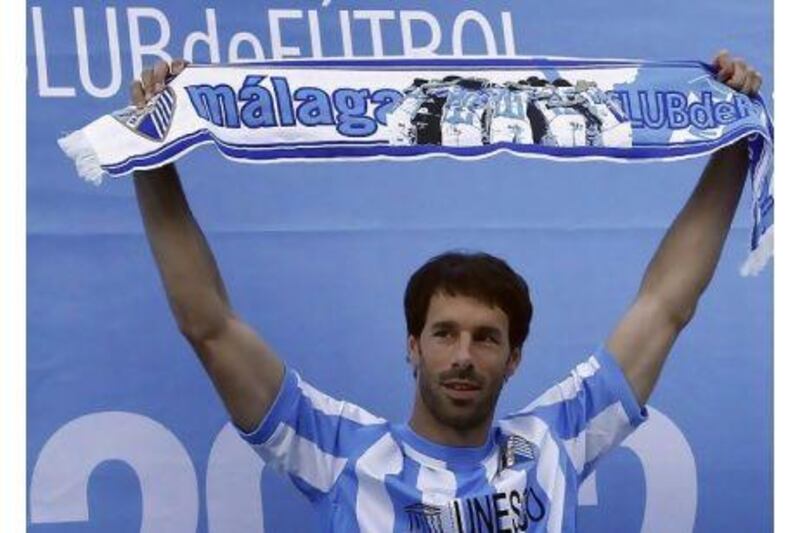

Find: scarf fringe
<box><xmin>57</xmin><ymin>130</ymin><xmax>104</xmax><ymax>186</ymax></box>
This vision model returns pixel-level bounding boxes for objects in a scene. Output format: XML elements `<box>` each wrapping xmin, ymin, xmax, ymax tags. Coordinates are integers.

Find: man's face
<box><xmin>408</xmin><ymin>292</ymin><xmax>521</xmax><ymax>432</ymax></box>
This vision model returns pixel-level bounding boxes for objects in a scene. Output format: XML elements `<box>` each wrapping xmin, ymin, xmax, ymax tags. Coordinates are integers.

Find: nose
<box><xmin>452</xmin><ymin>332</ymin><xmax>475</xmax><ymax>368</ymax></box>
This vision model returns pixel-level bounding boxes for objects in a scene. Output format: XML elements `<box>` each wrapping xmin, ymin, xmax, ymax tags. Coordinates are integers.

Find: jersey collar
<box><xmin>394</xmin><ymin>423</ymin><xmax>497</xmax><ymax>468</ymax></box>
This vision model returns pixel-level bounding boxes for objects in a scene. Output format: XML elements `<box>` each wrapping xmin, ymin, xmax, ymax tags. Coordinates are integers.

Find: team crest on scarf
<box><xmin>113</xmin><ymin>87</ymin><xmax>176</xmax><ymax>142</ymax></box>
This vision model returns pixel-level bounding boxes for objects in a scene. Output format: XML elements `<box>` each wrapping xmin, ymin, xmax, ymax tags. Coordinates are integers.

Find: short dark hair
<box><xmin>404</xmin><ymin>251</ymin><xmax>533</xmax><ymax>350</ymax></box>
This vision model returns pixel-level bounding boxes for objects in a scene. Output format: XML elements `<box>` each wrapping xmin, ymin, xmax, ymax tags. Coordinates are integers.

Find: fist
<box><xmin>130</xmin><ymin>59</ymin><xmax>189</xmax><ymax>108</ymax></box>
<box><xmin>712</xmin><ymin>50</ymin><xmax>762</xmax><ymax>96</ymax></box>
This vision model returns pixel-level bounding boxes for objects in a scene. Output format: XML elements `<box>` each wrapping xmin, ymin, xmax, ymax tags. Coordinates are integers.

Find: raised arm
<box><xmin>133</xmin><ymin>60</ymin><xmax>284</xmax><ymax>431</ymax></box>
<box><xmin>607</xmin><ymin>51</ymin><xmax>763</xmax><ymax>405</ymax></box>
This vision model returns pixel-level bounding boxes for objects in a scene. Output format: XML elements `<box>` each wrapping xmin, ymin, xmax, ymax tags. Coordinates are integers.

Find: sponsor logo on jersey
<box><xmin>404</xmin><ymin>486</ymin><xmax>547</xmax><ymax>533</ymax></box>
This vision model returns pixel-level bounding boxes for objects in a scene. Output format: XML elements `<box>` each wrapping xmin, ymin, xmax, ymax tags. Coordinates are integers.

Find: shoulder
<box><xmin>240</xmin><ymin>368</ymin><xmax>389</xmax><ymax>453</ymax></box>
<box><xmin>294</xmin><ymin>371</ymin><xmax>387</xmax><ymax>428</ymax></box>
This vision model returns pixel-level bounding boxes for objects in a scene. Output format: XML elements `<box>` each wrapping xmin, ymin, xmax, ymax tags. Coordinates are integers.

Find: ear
<box><xmin>505</xmin><ymin>348</ymin><xmax>522</xmax><ymax>380</ymax></box>
<box><xmin>407</xmin><ymin>335</ymin><xmax>421</xmax><ymax>374</ymax></box>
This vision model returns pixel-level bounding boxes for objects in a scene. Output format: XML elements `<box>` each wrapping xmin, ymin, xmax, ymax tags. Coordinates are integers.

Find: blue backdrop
<box><xmin>27</xmin><ymin>1</ymin><xmax>773</xmax><ymax>531</ymax></box>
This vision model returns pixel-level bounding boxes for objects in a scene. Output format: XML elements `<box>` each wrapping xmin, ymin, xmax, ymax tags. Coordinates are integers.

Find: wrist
<box><xmin>718</xmin><ymin>138</ymin><xmax>749</xmax><ymax>156</ymax></box>
<box><xmin>713</xmin><ymin>138</ymin><xmax>749</xmax><ymax>171</ymax></box>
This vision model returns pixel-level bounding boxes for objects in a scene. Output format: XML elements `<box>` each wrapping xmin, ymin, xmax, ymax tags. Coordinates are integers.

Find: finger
<box><xmin>728</xmin><ymin>59</ymin><xmax>749</xmax><ymax>89</ymax></box>
<box><xmin>751</xmin><ymin>71</ymin><xmax>763</xmax><ymax>94</ymax></box>
<box><xmin>170</xmin><ymin>58</ymin><xmax>189</xmax><ymax>76</ymax></box>
<box><xmin>153</xmin><ymin>61</ymin><xmax>170</xmax><ymax>92</ymax></box>
<box><xmin>741</xmin><ymin>70</ymin><xmax>759</xmax><ymax>95</ymax></box>
<box><xmin>716</xmin><ymin>60</ymin><xmax>735</xmax><ymax>82</ymax></box>
<box><xmin>141</xmin><ymin>68</ymin><xmax>155</xmax><ymax>99</ymax></box>
<box><xmin>714</xmin><ymin>50</ymin><xmax>733</xmax><ymax>80</ymax></box>
<box><xmin>740</xmin><ymin>75</ymin><xmax>755</xmax><ymax>96</ymax></box>
<box><xmin>712</xmin><ymin>49</ymin><xmax>730</xmax><ymax>69</ymax></box>
<box><xmin>746</xmin><ymin>70</ymin><xmax>763</xmax><ymax>96</ymax></box>
<box><xmin>130</xmin><ymin>80</ymin><xmax>146</xmax><ymax>108</ymax></box>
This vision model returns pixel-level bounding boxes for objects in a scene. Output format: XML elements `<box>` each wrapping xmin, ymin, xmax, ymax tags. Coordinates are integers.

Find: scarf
<box><xmin>57</xmin><ymin>57</ymin><xmax>774</xmax><ymax>275</ymax></box>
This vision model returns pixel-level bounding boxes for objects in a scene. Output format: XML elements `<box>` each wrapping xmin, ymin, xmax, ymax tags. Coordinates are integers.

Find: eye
<box><xmin>475</xmin><ymin>331</ymin><xmax>501</xmax><ymax>345</ymax></box>
<box><xmin>432</xmin><ymin>326</ymin><xmax>459</xmax><ymax>341</ymax></box>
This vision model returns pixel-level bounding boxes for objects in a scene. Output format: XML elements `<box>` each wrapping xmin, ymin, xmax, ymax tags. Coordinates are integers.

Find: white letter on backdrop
<box><xmin>30</xmin><ymin>412</ymin><xmax>199</xmax><ymax>532</ymax></box>
<box><xmin>31</xmin><ymin>6</ymin><xmax>76</xmax><ymax>97</ymax></box>
<box><xmin>452</xmin><ymin>10</ymin><xmax>498</xmax><ymax>57</ymax></box>
<box><xmin>74</xmin><ymin>7</ymin><xmax>122</xmax><ymax>98</ymax></box>
<box><xmin>183</xmin><ymin>8</ymin><xmax>221</xmax><ymax>64</ymax></box>
<box><xmin>127</xmin><ymin>7</ymin><xmax>172</xmax><ymax>78</ymax></box>
<box><xmin>578</xmin><ymin>407</ymin><xmax>697</xmax><ymax>532</ymax></box>
<box><xmin>352</xmin><ymin>10</ymin><xmax>395</xmax><ymax>57</ymax></box>
<box><xmin>268</xmin><ymin>9</ymin><xmax>303</xmax><ymax>59</ymax></box>
<box><xmin>400</xmin><ymin>11</ymin><xmax>442</xmax><ymax>57</ymax></box>
<box><xmin>206</xmin><ymin>423</ymin><xmax>267</xmax><ymax>533</ymax></box>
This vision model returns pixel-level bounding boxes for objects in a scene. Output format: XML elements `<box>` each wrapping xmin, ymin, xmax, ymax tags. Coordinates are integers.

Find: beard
<box><xmin>416</xmin><ymin>350</ymin><xmax>505</xmax><ymax>432</ymax></box>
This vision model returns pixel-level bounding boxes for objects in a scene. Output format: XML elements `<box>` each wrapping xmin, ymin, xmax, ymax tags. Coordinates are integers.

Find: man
<box><xmin>131</xmin><ymin>52</ymin><xmax>762</xmax><ymax>531</ymax></box>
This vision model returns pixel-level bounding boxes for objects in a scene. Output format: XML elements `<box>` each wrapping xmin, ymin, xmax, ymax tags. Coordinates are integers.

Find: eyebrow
<box><xmin>430</xmin><ymin>321</ymin><xmax>503</xmax><ymax>337</ymax></box>
<box><xmin>473</xmin><ymin>326</ymin><xmax>503</xmax><ymax>338</ymax></box>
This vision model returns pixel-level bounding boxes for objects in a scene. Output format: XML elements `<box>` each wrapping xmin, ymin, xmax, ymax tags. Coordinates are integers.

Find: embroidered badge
<box><xmin>113</xmin><ymin>87</ymin><xmax>176</xmax><ymax>142</ymax></box>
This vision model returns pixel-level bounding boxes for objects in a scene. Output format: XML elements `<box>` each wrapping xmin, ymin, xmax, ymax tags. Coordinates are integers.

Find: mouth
<box><xmin>440</xmin><ymin>380</ymin><xmax>482</xmax><ymax>400</ymax></box>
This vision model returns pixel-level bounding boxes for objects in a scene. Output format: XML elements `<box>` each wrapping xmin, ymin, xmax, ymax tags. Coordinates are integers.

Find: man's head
<box><xmin>404</xmin><ymin>251</ymin><xmax>533</xmax><ymax>437</ymax></box>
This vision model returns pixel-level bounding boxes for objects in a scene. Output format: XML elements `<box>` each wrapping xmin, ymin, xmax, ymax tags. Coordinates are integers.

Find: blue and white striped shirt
<box><xmin>239</xmin><ymin>348</ymin><xmax>647</xmax><ymax>532</ymax></box>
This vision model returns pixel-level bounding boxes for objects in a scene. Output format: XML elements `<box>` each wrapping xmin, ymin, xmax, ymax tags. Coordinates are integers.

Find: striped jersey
<box><xmin>489</xmin><ymin>87</ymin><xmax>532</xmax><ymax>121</ymax></box>
<box><xmin>441</xmin><ymin>86</ymin><xmax>491</xmax><ymax>127</ymax></box>
<box><xmin>238</xmin><ymin>347</ymin><xmax>647</xmax><ymax>532</ymax></box>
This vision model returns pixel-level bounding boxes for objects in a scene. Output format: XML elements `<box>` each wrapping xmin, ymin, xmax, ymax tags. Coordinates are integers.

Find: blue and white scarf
<box><xmin>58</xmin><ymin>58</ymin><xmax>774</xmax><ymax>275</ymax></box>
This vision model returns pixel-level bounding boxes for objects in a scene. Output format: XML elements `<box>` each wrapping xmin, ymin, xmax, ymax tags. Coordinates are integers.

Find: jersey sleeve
<box><xmin>236</xmin><ymin>366</ymin><xmax>386</xmax><ymax>501</ymax></box>
<box><xmin>510</xmin><ymin>347</ymin><xmax>648</xmax><ymax>482</ymax></box>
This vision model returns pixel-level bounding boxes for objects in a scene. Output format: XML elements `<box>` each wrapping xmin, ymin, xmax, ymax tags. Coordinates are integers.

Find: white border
<box><xmin>9</xmin><ymin>1</ymin><xmax>784</xmax><ymax>531</ymax></box>
<box><xmin>0</xmin><ymin>0</ymin><xmax>26</xmax><ymax>531</ymax></box>
<box><xmin>775</xmin><ymin>0</ymin><xmax>797</xmax><ymax>529</ymax></box>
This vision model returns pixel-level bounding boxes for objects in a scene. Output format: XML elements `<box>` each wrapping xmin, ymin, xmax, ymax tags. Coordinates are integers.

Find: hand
<box><xmin>712</xmin><ymin>50</ymin><xmax>762</xmax><ymax>96</ymax></box>
<box><xmin>130</xmin><ymin>59</ymin><xmax>189</xmax><ymax>108</ymax></box>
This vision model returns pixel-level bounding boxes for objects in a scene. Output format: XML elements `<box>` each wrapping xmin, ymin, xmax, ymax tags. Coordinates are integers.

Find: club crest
<box><xmin>113</xmin><ymin>87</ymin><xmax>176</xmax><ymax>142</ymax></box>
<box><xmin>500</xmin><ymin>434</ymin><xmax>540</xmax><ymax>471</ymax></box>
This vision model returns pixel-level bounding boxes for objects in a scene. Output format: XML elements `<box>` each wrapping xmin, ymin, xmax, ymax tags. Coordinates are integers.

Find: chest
<box><xmin>336</xmin><ymin>432</ymin><xmax>576</xmax><ymax>532</ymax></box>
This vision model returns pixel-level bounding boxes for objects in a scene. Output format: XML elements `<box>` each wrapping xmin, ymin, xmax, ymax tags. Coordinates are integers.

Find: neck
<box><xmin>408</xmin><ymin>396</ymin><xmax>492</xmax><ymax>448</ymax></box>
